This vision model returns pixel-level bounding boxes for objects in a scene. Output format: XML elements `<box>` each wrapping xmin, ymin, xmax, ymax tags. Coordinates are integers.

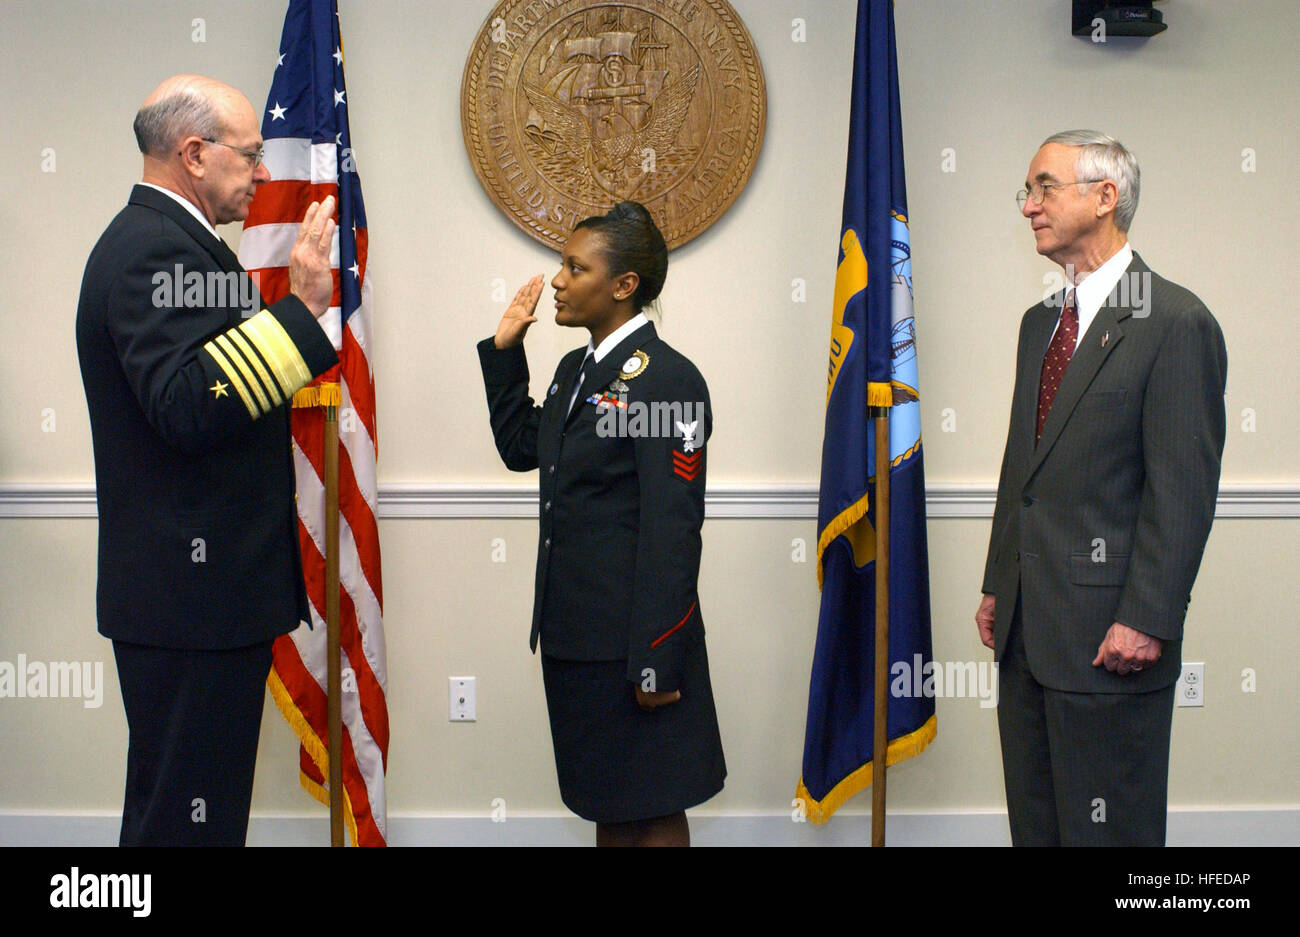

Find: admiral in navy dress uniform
<box><xmin>477</xmin><ymin>202</ymin><xmax>725</xmax><ymax>847</ymax></box>
<box><xmin>75</xmin><ymin>75</ymin><xmax>340</xmax><ymax>845</ymax></box>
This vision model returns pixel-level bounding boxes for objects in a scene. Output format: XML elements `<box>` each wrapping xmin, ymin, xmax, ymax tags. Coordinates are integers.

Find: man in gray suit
<box><xmin>976</xmin><ymin>131</ymin><xmax>1227</xmax><ymax>846</ymax></box>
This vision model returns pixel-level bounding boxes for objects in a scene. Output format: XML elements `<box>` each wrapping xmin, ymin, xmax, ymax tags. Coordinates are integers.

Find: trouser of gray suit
<box><xmin>998</xmin><ymin>596</ymin><xmax>1176</xmax><ymax>846</ymax></box>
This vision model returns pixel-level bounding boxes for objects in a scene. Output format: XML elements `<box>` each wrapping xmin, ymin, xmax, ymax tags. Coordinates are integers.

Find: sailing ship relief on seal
<box><xmin>461</xmin><ymin>1</ymin><xmax>767</xmax><ymax>251</ymax></box>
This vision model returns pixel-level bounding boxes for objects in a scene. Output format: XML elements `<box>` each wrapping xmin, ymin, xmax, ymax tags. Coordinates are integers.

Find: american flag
<box><xmin>239</xmin><ymin>0</ymin><xmax>388</xmax><ymax>846</ymax></box>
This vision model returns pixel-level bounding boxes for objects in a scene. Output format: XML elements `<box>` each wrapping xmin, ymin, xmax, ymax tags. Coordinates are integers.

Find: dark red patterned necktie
<box><xmin>1036</xmin><ymin>288</ymin><xmax>1078</xmax><ymax>444</ymax></box>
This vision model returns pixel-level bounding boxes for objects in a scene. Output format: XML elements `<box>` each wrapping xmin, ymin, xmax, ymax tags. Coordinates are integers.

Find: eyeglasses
<box><xmin>1016</xmin><ymin>179</ymin><xmax>1105</xmax><ymax>209</ymax></box>
<box><xmin>202</xmin><ymin>137</ymin><xmax>265</xmax><ymax>168</ymax></box>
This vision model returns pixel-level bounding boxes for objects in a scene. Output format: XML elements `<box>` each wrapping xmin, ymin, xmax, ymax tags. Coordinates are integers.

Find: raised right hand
<box><xmin>494</xmin><ymin>275</ymin><xmax>544</xmax><ymax>349</ymax></box>
<box><xmin>289</xmin><ymin>195</ymin><xmax>337</xmax><ymax>320</ymax></box>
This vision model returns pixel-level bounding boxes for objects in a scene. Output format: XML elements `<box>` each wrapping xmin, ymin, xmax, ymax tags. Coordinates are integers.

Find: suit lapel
<box><xmin>540</xmin><ymin>348</ymin><xmax>586</xmax><ymax>438</ymax></box>
<box><xmin>209</xmin><ymin>234</ymin><xmax>246</xmax><ymax>276</ymax></box>
<box><xmin>1026</xmin><ymin>256</ymin><xmax>1143</xmax><ymax>479</ymax></box>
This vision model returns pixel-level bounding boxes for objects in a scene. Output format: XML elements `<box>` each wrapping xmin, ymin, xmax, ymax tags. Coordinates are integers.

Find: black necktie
<box><xmin>567</xmin><ymin>351</ymin><xmax>593</xmax><ymax>416</ymax></box>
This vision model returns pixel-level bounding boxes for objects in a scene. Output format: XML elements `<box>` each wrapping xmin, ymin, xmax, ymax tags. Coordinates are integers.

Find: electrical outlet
<box><xmin>449</xmin><ymin>676</ymin><xmax>476</xmax><ymax>721</ymax></box>
<box><xmin>1176</xmin><ymin>662</ymin><xmax>1204</xmax><ymax>708</ymax></box>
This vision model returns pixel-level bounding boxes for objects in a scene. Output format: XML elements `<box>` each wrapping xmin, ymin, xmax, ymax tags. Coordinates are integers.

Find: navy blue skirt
<box><xmin>540</xmin><ymin>632</ymin><xmax>726</xmax><ymax>824</ymax></box>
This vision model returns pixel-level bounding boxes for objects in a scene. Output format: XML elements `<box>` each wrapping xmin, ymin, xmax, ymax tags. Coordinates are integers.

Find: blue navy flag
<box><xmin>796</xmin><ymin>0</ymin><xmax>935</xmax><ymax>824</ymax></box>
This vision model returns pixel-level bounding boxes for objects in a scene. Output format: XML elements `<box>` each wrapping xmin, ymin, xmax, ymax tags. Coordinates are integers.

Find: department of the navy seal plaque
<box><xmin>461</xmin><ymin>1</ymin><xmax>767</xmax><ymax>251</ymax></box>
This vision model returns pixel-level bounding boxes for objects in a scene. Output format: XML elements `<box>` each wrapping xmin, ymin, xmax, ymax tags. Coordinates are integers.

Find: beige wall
<box><xmin>0</xmin><ymin>0</ymin><xmax>1295</xmax><ymax>831</ymax></box>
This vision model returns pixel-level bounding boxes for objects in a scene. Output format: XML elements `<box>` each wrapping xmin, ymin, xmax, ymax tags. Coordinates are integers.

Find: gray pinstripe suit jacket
<box><xmin>981</xmin><ymin>251</ymin><xmax>1227</xmax><ymax>693</ymax></box>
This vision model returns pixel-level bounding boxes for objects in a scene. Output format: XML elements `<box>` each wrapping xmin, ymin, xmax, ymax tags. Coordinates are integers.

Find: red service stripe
<box><xmin>651</xmin><ymin>600</ymin><xmax>697</xmax><ymax>648</ymax></box>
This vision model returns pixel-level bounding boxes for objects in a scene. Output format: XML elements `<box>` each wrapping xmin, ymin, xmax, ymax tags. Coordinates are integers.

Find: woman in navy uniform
<box><xmin>477</xmin><ymin>201</ymin><xmax>725</xmax><ymax>846</ymax></box>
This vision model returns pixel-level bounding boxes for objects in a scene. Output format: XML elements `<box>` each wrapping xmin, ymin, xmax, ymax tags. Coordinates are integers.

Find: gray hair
<box><xmin>1041</xmin><ymin>130</ymin><xmax>1140</xmax><ymax>232</ymax></box>
<box><xmin>133</xmin><ymin>88</ymin><xmax>223</xmax><ymax>158</ymax></box>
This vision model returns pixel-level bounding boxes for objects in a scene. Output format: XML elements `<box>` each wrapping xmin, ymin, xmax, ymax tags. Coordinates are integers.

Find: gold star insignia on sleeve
<box><xmin>209</xmin><ymin>379</ymin><xmax>230</xmax><ymax>399</ymax></box>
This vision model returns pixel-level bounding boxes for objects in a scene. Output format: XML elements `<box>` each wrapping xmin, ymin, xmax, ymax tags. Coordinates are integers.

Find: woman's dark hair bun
<box><xmin>574</xmin><ymin>200</ymin><xmax>668</xmax><ymax>312</ymax></box>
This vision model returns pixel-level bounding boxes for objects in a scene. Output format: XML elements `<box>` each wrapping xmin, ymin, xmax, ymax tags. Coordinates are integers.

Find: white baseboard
<box><xmin>3</xmin><ymin>807</ymin><xmax>1296</xmax><ymax>847</ymax></box>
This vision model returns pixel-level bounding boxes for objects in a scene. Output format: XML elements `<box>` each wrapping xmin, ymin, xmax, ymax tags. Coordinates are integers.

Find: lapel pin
<box><xmin>1101</xmin><ymin>331</ymin><xmax>1110</xmax><ymax>348</ymax></box>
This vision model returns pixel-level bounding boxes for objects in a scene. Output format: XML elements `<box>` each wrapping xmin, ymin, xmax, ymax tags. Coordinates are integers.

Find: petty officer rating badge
<box><xmin>672</xmin><ymin>420</ymin><xmax>702</xmax><ymax>481</ymax></box>
<box><xmin>676</xmin><ymin>420</ymin><xmax>698</xmax><ymax>453</ymax></box>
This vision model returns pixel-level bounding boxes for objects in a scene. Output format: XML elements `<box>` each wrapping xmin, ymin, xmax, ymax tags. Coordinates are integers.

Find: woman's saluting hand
<box><xmin>494</xmin><ymin>275</ymin><xmax>544</xmax><ymax>349</ymax></box>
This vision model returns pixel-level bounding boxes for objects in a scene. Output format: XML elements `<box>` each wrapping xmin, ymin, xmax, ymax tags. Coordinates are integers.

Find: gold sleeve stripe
<box><xmin>223</xmin><ymin>329</ymin><xmax>283</xmax><ymax>408</ymax></box>
<box><xmin>240</xmin><ymin>310</ymin><xmax>313</xmax><ymax>397</ymax></box>
<box><xmin>215</xmin><ymin>334</ymin><xmax>272</xmax><ymax>415</ymax></box>
<box><xmin>203</xmin><ymin>341</ymin><xmax>259</xmax><ymax>419</ymax></box>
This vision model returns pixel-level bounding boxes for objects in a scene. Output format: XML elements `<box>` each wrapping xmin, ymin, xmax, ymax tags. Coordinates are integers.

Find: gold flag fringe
<box><xmin>267</xmin><ymin>665</ymin><xmax>362</xmax><ymax>846</ymax></box>
<box><xmin>291</xmin><ymin>382</ymin><xmax>342</xmax><ymax>408</ymax></box>
<box><xmin>794</xmin><ymin>714</ymin><xmax>938</xmax><ymax>825</ymax></box>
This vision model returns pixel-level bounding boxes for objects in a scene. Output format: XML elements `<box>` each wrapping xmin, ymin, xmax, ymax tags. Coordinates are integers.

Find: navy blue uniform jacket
<box><xmin>478</xmin><ymin>321</ymin><xmax>710</xmax><ymax>693</ymax></box>
<box><xmin>76</xmin><ymin>185</ymin><xmax>338</xmax><ymax>650</ymax></box>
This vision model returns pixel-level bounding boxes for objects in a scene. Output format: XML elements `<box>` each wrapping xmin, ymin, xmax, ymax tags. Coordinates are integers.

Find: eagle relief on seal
<box><xmin>461</xmin><ymin>1</ymin><xmax>767</xmax><ymax>251</ymax></box>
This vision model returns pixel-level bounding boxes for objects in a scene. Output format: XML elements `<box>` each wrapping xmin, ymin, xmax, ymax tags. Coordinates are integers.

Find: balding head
<box><xmin>133</xmin><ymin>75</ymin><xmax>252</xmax><ymax>158</ymax></box>
<box><xmin>134</xmin><ymin>74</ymin><xmax>269</xmax><ymax>227</ymax></box>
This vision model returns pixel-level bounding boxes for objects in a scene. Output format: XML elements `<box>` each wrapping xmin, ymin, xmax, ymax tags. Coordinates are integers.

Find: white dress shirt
<box><xmin>1049</xmin><ymin>242</ymin><xmax>1134</xmax><ymax>352</ymax></box>
<box><xmin>139</xmin><ymin>182</ymin><xmax>221</xmax><ymax>242</ymax></box>
<box><xmin>566</xmin><ymin>312</ymin><xmax>649</xmax><ymax>414</ymax></box>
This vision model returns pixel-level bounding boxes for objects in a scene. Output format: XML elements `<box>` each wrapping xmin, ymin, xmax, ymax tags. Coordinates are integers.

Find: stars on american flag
<box><xmin>269</xmin><ymin>102</ymin><xmax>287</xmax><ymax>121</ymax></box>
<box><xmin>333</xmin><ymin>89</ymin><xmax>346</xmax><ymax>106</ymax></box>
<box><xmin>333</xmin><ymin>46</ymin><xmax>343</xmax><ymax>65</ymax></box>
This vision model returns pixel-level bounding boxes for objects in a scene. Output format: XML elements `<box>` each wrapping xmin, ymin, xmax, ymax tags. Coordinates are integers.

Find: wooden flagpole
<box><xmin>323</xmin><ymin>389</ymin><xmax>344</xmax><ymax>847</ymax></box>
<box><xmin>871</xmin><ymin>404</ymin><xmax>891</xmax><ymax>847</ymax></box>
<box><xmin>293</xmin><ymin>382</ymin><xmax>345</xmax><ymax>847</ymax></box>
